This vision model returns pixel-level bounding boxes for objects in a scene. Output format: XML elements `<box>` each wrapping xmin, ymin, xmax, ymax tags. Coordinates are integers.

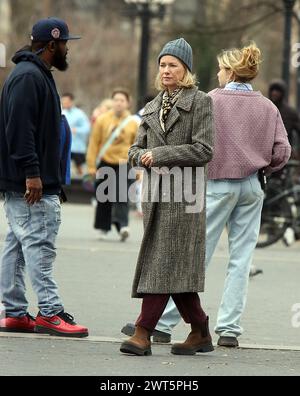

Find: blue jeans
<box><xmin>0</xmin><ymin>192</ymin><xmax>64</xmax><ymax>317</ymax></box>
<box><xmin>155</xmin><ymin>173</ymin><xmax>264</xmax><ymax>338</ymax></box>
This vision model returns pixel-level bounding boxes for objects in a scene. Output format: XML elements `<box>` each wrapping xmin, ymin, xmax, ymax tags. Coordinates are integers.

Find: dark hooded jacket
<box><xmin>0</xmin><ymin>48</ymin><xmax>63</xmax><ymax>194</ymax></box>
<box><xmin>269</xmin><ymin>80</ymin><xmax>300</xmax><ymax>159</ymax></box>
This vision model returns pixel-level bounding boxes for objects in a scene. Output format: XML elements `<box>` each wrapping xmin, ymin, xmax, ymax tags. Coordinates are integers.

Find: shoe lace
<box><xmin>57</xmin><ymin>311</ymin><xmax>76</xmax><ymax>325</ymax></box>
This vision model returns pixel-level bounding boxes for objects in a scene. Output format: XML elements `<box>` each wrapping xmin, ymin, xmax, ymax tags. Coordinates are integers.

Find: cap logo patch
<box><xmin>51</xmin><ymin>28</ymin><xmax>60</xmax><ymax>39</ymax></box>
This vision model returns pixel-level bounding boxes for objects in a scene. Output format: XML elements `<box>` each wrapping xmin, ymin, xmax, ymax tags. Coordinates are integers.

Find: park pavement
<box><xmin>0</xmin><ymin>202</ymin><xmax>299</xmax><ymax>376</ymax></box>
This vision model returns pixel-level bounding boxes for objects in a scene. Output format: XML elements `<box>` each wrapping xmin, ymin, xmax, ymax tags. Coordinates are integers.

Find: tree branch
<box><xmin>171</xmin><ymin>10</ymin><xmax>280</xmax><ymax>36</ymax></box>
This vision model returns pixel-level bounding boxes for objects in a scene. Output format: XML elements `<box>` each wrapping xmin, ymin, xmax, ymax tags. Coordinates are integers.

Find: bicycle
<box><xmin>257</xmin><ymin>160</ymin><xmax>300</xmax><ymax>248</ymax></box>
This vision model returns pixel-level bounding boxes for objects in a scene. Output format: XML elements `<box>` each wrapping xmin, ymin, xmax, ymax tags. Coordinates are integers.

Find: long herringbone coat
<box><xmin>128</xmin><ymin>87</ymin><xmax>214</xmax><ymax>298</ymax></box>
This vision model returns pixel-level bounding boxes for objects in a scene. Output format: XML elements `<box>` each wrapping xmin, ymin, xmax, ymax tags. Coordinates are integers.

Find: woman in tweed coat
<box><xmin>120</xmin><ymin>38</ymin><xmax>214</xmax><ymax>356</ymax></box>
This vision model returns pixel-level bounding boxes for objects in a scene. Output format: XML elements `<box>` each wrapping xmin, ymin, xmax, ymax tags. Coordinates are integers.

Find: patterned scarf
<box><xmin>160</xmin><ymin>88</ymin><xmax>182</xmax><ymax>129</ymax></box>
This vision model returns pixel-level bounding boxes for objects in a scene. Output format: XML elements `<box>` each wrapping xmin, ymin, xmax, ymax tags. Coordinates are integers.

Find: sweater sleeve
<box><xmin>265</xmin><ymin>110</ymin><xmax>292</xmax><ymax>175</ymax></box>
<box><xmin>6</xmin><ymin>73</ymin><xmax>41</xmax><ymax>178</ymax></box>
<box><xmin>151</xmin><ymin>95</ymin><xmax>214</xmax><ymax>168</ymax></box>
<box><xmin>86</xmin><ymin>117</ymin><xmax>104</xmax><ymax>174</ymax></box>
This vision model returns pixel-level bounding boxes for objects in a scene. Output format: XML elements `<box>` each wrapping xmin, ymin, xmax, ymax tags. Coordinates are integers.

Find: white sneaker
<box><xmin>120</xmin><ymin>227</ymin><xmax>130</xmax><ymax>242</ymax></box>
<box><xmin>283</xmin><ymin>227</ymin><xmax>295</xmax><ymax>246</ymax></box>
<box><xmin>91</xmin><ymin>198</ymin><xmax>97</xmax><ymax>208</ymax></box>
<box><xmin>99</xmin><ymin>230</ymin><xmax>109</xmax><ymax>241</ymax></box>
<box><xmin>249</xmin><ymin>266</ymin><xmax>263</xmax><ymax>278</ymax></box>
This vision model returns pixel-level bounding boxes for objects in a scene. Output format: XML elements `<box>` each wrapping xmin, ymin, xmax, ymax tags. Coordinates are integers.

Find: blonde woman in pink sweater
<box><xmin>204</xmin><ymin>43</ymin><xmax>290</xmax><ymax>347</ymax></box>
<box><xmin>122</xmin><ymin>43</ymin><xmax>291</xmax><ymax>349</ymax></box>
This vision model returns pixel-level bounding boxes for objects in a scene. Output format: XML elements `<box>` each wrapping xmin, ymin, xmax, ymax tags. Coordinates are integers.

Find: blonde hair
<box><xmin>217</xmin><ymin>42</ymin><xmax>262</xmax><ymax>82</ymax></box>
<box><xmin>98</xmin><ymin>99</ymin><xmax>113</xmax><ymax>111</ymax></box>
<box><xmin>155</xmin><ymin>67</ymin><xmax>197</xmax><ymax>91</ymax></box>
<box><xmin>91</xmin><ymin>99</ymin><xmax>114</xmax><ymax>123</ymax></box>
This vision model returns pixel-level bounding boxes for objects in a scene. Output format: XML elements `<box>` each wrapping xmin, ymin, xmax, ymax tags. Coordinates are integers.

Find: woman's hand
<box><xmin>141</xmin><ymin>151</ymin><xmax>154</xmax><ymax>168</ymax></box>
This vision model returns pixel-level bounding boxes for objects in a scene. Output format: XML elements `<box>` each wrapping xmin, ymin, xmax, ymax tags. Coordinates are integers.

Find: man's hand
<box><xmin>24</xmin><ymin>177</ymin><xmax>43</xmax><ymax>205</ymax></box>
<box><xmin>141</xmin><ymin>151</ymin><xmax>153</xmax><ymax>168</ymax></box>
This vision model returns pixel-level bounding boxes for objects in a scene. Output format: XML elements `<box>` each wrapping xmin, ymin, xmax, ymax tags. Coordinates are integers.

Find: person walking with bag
<box><xmin>121</xmin><ymin>42</ymin><xmax>291</xmax><ymax>348</ymax></box>
<box><xmin>86</xmin><ymin>88</ymin><xmax>138</xmax><ymax>242</ymax></box>
<box><xmin>120</xmin><ymin>38</ymin><xmax>214</xmax><ymax>356</ymax></box>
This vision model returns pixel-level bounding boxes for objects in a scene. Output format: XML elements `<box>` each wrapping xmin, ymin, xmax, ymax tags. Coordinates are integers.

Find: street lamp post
<box><xmin>282</xmin><ymin>0</ymin><xmax>296</xmax><ymax>98</ymax></box>
<box><xmin>138</xmin><ymin>2</ymin><xmax>151</xmax><ymax>111</ymax></box>
<box><xmin>125</xmin><ymin>0</ymin><xmax>174</xmax><ymax>110</ymax></box>
<box><xmin>294</xmin><ymin>7</ymin><xmax>300</xmax><ymax>109</ymax></box>
<box><xmin>297</xmin><ymin>13</ymin><xmax>300</xmax><ymax>109</ymax></box>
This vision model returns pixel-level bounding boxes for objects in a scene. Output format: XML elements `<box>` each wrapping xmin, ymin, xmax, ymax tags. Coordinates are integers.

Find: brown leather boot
<box><xmin>120</xmin><ymin>325</ymin><xmax>152</xmax><ymax>356</ymax></box>
<box><xmin>171</xmin><ymin>317</ymin><xmax>214</xmax><ymax>355</ymax></box>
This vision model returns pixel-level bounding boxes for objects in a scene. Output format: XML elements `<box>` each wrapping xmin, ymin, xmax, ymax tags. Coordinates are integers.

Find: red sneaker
<box><xmin>35</xmin><ymin>311</ymin><xmax>88</xmax><ymax>338</ymax></box>
<box><xmin>0</xmin><ymin>313</ymin><xmax>36</xmax><ymax>333</ymax></box>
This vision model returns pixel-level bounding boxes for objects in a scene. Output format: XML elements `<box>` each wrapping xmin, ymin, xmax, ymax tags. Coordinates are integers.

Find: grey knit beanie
<box><xmin>158</xmin><ymin>38</ymin><xmax>193</xmax><ymax>72</ymax></box>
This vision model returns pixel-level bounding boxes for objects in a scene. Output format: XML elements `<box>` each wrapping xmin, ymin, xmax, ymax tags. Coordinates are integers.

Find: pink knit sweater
<box><xmin>207</xmin><ymin>89</ymin><xmax>291</xmax><ymax>179</ymax></box>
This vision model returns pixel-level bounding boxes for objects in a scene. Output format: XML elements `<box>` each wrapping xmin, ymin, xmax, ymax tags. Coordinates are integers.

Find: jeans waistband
<box><xmin>209</xmin><ymin>172</ymin><xmax>258</xmax><ymax>183</ymax></box>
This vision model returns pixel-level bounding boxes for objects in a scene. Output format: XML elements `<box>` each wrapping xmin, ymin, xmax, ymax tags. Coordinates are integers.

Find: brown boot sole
<box><xmin>171</xmin><ymin>342</ymin><xmax>214</xmax><ymax>355</ymax></box>
<box><xmin>120</xmin><ymin>341</ymin><xmax>152</xmax><ymax>356</ymax></box>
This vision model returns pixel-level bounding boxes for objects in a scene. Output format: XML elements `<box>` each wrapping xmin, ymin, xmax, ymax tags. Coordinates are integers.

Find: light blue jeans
<box><xmin>0</xmin><ymin>192</ymin><xmax>64</xmax><ymax>317</ymax></box>
<box><xmin>155</xmin><ymin>173</ymin><xmax>264</xmax><ymax>338</ymax></box>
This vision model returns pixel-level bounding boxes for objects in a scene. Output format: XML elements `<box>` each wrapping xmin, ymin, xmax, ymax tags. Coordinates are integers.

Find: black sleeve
<box><xmin>6</xmin><ymin>73</ymin><xmax>41</xmax><ymax>178</ymax></box>
<box><xmin>294</xmin><ymin>111</ymin><xmax>300</xmax><ymax>135</ymax></box>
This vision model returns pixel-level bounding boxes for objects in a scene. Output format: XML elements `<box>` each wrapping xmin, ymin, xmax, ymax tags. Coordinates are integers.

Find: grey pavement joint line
<box><xmin>0</xmin><ymin>241</ymin><xmax>297</xmax><ymax>264</ymax></box>
<box><xmin>0</xmin><ymin>332</ymin><xmax>299</xmax><ymax>352</ymax></box>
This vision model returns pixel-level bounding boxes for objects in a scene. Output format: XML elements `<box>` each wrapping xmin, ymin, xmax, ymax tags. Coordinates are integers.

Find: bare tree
<box><xmin>0</xmin><ymin>0</ymin><xmax>293</xmax><ymax>108</ymax></box>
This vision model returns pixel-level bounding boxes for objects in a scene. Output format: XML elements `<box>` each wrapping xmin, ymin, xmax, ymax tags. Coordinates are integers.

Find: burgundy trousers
<box><xmin>135</xmin><ymin>293</ymin><xmax>207</xmax><ymax>332</ymax></box>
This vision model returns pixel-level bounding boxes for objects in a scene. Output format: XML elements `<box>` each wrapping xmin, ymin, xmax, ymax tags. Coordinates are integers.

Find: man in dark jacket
<box><xmin>0</xmin><ymin>18</ymin><xmax>88</xmax><ymax>337</ymax></box>
<box><xmin>269</xmin><ymin>80</ymin><xmax>300</xmax><ymax>160</ymax></box>
<box><xmin>269</xmin><ymin>80</ymin><xmax>300</xmax><ymax>244</ymax></box>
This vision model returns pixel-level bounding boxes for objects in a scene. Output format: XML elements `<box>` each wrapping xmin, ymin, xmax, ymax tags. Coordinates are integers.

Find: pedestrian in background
<box><xmin>62</xmin><ymin>93</ymin><xmax>90</xmax><ymax>177</ymax></box>
<box><xmin>269</xmin><ymin>80</ymin><xmax>300</xmax><ymax>160</ymax></box>
<box><xmin>86</xmin><ymin>88</ymin><xmax>138</xmax><ymax>242</ymax></box>
<box><xmin>91</xmin><ymin>98</ymin><xmax>114</xmax><ymax>125</ymax></box>
<box><xmin>0</xmin><ymin>18</ymin><xmax>88</xmax><ymax>337</ymax></box>
<box><xmin>120</xmin><ymin>38</ymin><xmax>214</xmax><ymax>357</ymax></box>
<box><xmin>268</xmin><ymin>80</ymin><xmax>300</xmax><ymax>245</ymax></box>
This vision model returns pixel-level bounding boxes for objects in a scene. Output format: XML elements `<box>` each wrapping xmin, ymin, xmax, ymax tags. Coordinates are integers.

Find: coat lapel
<box><xmin>175</xmin><ymin>86</ymin><xmax>198</xmax><ymax>112</ymax></box>
<box><xmin>163</xmin><ymin>87</ymin><xmax>198</xmax><ymax>135</ymax></box>
<box><xmin>142</xmin><ymin>87</ymin><xmax>198</xmax><ymax>140</ymax></box>
<box><xmin>142</xmin><ymin>92</ymin><xmax>166</xmax><ymax>144</ymax></box>
<box><xmin>164</xmin><ymin>106</ymin><xmax>180</xmax><ymax>135</ymax></box>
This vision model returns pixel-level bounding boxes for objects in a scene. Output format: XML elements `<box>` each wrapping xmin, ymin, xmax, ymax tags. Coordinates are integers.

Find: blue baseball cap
<box><xmin>31</xmin><ymin>17</ymin><xmax>81</xmax><ymax>42</ymax></box>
